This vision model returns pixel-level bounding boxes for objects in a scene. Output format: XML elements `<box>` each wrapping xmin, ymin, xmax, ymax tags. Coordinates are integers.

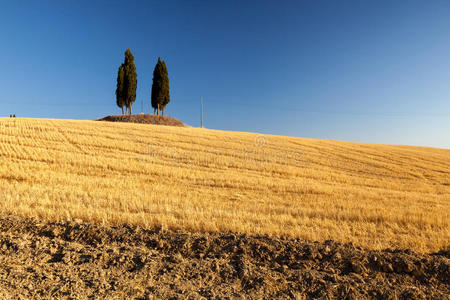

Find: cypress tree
<box><xmin>151</xmin><ymin>58</ymin><xmax>163</xmax><ymax>115</ymax></box>
<box><xmin>115</xmin><ymin>64</ymin><xmax>125</xmax><ymax>115</ymax></box>
<box><xmin>161</xmin><ymin>60</ymin><xmax>170</xmax><ymax>116</ymax></box>
<box><xmin>123</xmin><ymin>49</ymin><xmax>137</xmax><ymax>115</ymax></box>
<box><xmin>151</xmin><ymin>58</ymin><xmax>170</xmax><ymax>116</ymax></box>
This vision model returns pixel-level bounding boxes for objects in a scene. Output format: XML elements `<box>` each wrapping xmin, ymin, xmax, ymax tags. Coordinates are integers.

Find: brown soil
<box><xmin>98</xmin><ymin>114</ymin><xmax>186</xmax><ymax>127</ymax></box>
<box><xmin>0</xmin><ymin>216</ymin><xmax>448</xmax><ymax>299</ymax></box>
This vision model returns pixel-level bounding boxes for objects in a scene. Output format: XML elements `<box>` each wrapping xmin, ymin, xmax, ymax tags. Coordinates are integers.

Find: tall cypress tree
<box><xmin>161</xmin><ymin>60</ymin><xmax>170</xmax><ymax>116</ymax></box>
<box><xmin>115</xmin><ymin>65</ymin><xmax>125</xmax><ymax>115</ymax></box>
<box><xmin>151</xmin><ymin>58</ymin><xmax>163</xmax><ymax>115</ymax></box>
<box><xmin>123</xmin><ymin>49</ymin><xmax>137</xmax><ymax>115</ymax></box>
<box><xmin>151</xmin><ymin>57</ymin><xmax>170</xmax><ymax>116</ymax></box>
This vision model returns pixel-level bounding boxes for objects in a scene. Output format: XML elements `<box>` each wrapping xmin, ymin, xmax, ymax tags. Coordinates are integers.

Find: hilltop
<box><xmin>98</xmin><ymin>114</ymin><xmax>185</xmax><ymax>126</ymax></box>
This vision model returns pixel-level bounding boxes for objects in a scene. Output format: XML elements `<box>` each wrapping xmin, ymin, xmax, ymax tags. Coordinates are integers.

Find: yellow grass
<box><xmin>0</xmin><ymin>118</ymin><xmax>449</xmax><ymax>253</ymax></box>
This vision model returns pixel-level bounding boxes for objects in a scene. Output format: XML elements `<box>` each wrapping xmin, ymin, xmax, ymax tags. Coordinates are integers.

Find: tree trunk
<box><xmin>121</xmin><ymin>107</ymin><xmax>124</xmax><ymax>115</ymax></box>
<box><xmin>157</xmin><ymin>104</ymin><xmax>160</xmax><ymax>116</ymax></box>
<box><xmin>129</xmin><ymin>105</ymin><xmax>132</xmax><ymax>115</ymax></box>
<box><xmin>162</xmin><ymin>108</ymin><xmax>164</xmax><ymax>116</ymax></box>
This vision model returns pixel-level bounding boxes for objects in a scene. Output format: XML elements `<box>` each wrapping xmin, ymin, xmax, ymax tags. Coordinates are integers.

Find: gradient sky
<box><xmin>1</xmin><ymin>1</ymin><xmax>449</xmax><ymax>148</ymax></box>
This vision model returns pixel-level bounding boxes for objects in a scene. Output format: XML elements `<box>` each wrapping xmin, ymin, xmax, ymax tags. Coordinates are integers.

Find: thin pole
<box><xmin>201</xmin><ymin>96</ymin><xmax>203</xmax><ymax>128</ymax></box>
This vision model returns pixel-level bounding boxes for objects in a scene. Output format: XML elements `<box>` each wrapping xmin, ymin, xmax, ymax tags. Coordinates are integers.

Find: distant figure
<box><xmin>13</xmin><ymin>114</ymin><xmax>16</xmax><ymax>118</ymax></box>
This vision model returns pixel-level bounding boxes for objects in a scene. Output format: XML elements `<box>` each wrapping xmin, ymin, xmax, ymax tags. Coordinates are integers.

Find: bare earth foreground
<box><xmin>0</xmin><ymin>215</ymin><xmax>448</xmax><ymax>299</ymax></box>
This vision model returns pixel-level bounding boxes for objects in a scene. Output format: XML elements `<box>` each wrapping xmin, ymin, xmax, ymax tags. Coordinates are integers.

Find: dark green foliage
<box><xmin>123</xmin><ymin>49</ymin><xmax>137</xmax><ymax>115</ymax></box>
<box><xmin>116</xmin><ymin>49</ymin><xmax>137</xmax><ymax>115</ymax></box>
<box><xmin>116</xmin><ymin>65</ymin><xmax>125</xmax><ymax>115</ymax></box>
<box><xmin>151</xmin><ymin>57</ymin><xmax>170</xmax><ymax>115</ymax></box>
<box><xmin>151</xmin><ymin>58</ymin><xmax>163</xmax><ymax>115</ymax></box>
<box><xmin>161</xmin><ymin>61</ymin><xmax>170</xmax><ymax>115</ymax></box>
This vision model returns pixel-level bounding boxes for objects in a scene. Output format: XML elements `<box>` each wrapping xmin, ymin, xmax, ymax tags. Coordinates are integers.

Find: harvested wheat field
<box><xmin>0</xmin><ymin>117</ymin><xmax>449</xmax><ymax>254</ymax></box>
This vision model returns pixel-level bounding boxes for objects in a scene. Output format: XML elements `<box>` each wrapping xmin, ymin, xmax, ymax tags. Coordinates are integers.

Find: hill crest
<box><xmin>98</xmin><ymin>114</ymin><xmax>185</xmax><ymax>127</ymax></box>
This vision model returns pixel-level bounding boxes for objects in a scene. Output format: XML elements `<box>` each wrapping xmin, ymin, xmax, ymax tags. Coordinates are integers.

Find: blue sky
<box><xmin>1</xmin><ymin>1</ymin><xmax>449</xmax><ymax>148</ymax></box>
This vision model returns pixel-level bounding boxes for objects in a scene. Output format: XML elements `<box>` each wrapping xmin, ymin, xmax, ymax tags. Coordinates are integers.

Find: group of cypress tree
<box><xmin>115</xmin><ymin>49</ymin><xmax>170</xmax><ymax>116</ymax></box>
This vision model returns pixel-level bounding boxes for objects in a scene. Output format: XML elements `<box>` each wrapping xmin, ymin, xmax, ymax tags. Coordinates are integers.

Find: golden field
<box><xmin>0</xmin><ymin>118</ymin><xmax>449</xmax><ymax>253</ymax></box>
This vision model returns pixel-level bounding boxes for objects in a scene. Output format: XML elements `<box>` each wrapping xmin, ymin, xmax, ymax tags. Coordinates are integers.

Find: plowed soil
<box><xmin>0</xmin><ymin>215</ymin><xmax>448</xmax><ymax>299</ymax></box>
<box><xmin>98</xmin><ymin>114</ymin><xmax>185</xmax><ymax>126</ymax></box>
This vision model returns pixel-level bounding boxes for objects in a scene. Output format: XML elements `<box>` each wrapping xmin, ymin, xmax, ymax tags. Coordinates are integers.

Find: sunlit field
<box><xmin>0</xmin><ymin>118</ymin><xmax>449</xmax><ymax>252</ymax></box>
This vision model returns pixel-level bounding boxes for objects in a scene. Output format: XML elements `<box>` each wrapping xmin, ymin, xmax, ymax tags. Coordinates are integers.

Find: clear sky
<box><xmin>1</xmin><ymin>1</ymin><xmax>449</xmax><ymax>148</ymax></box>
